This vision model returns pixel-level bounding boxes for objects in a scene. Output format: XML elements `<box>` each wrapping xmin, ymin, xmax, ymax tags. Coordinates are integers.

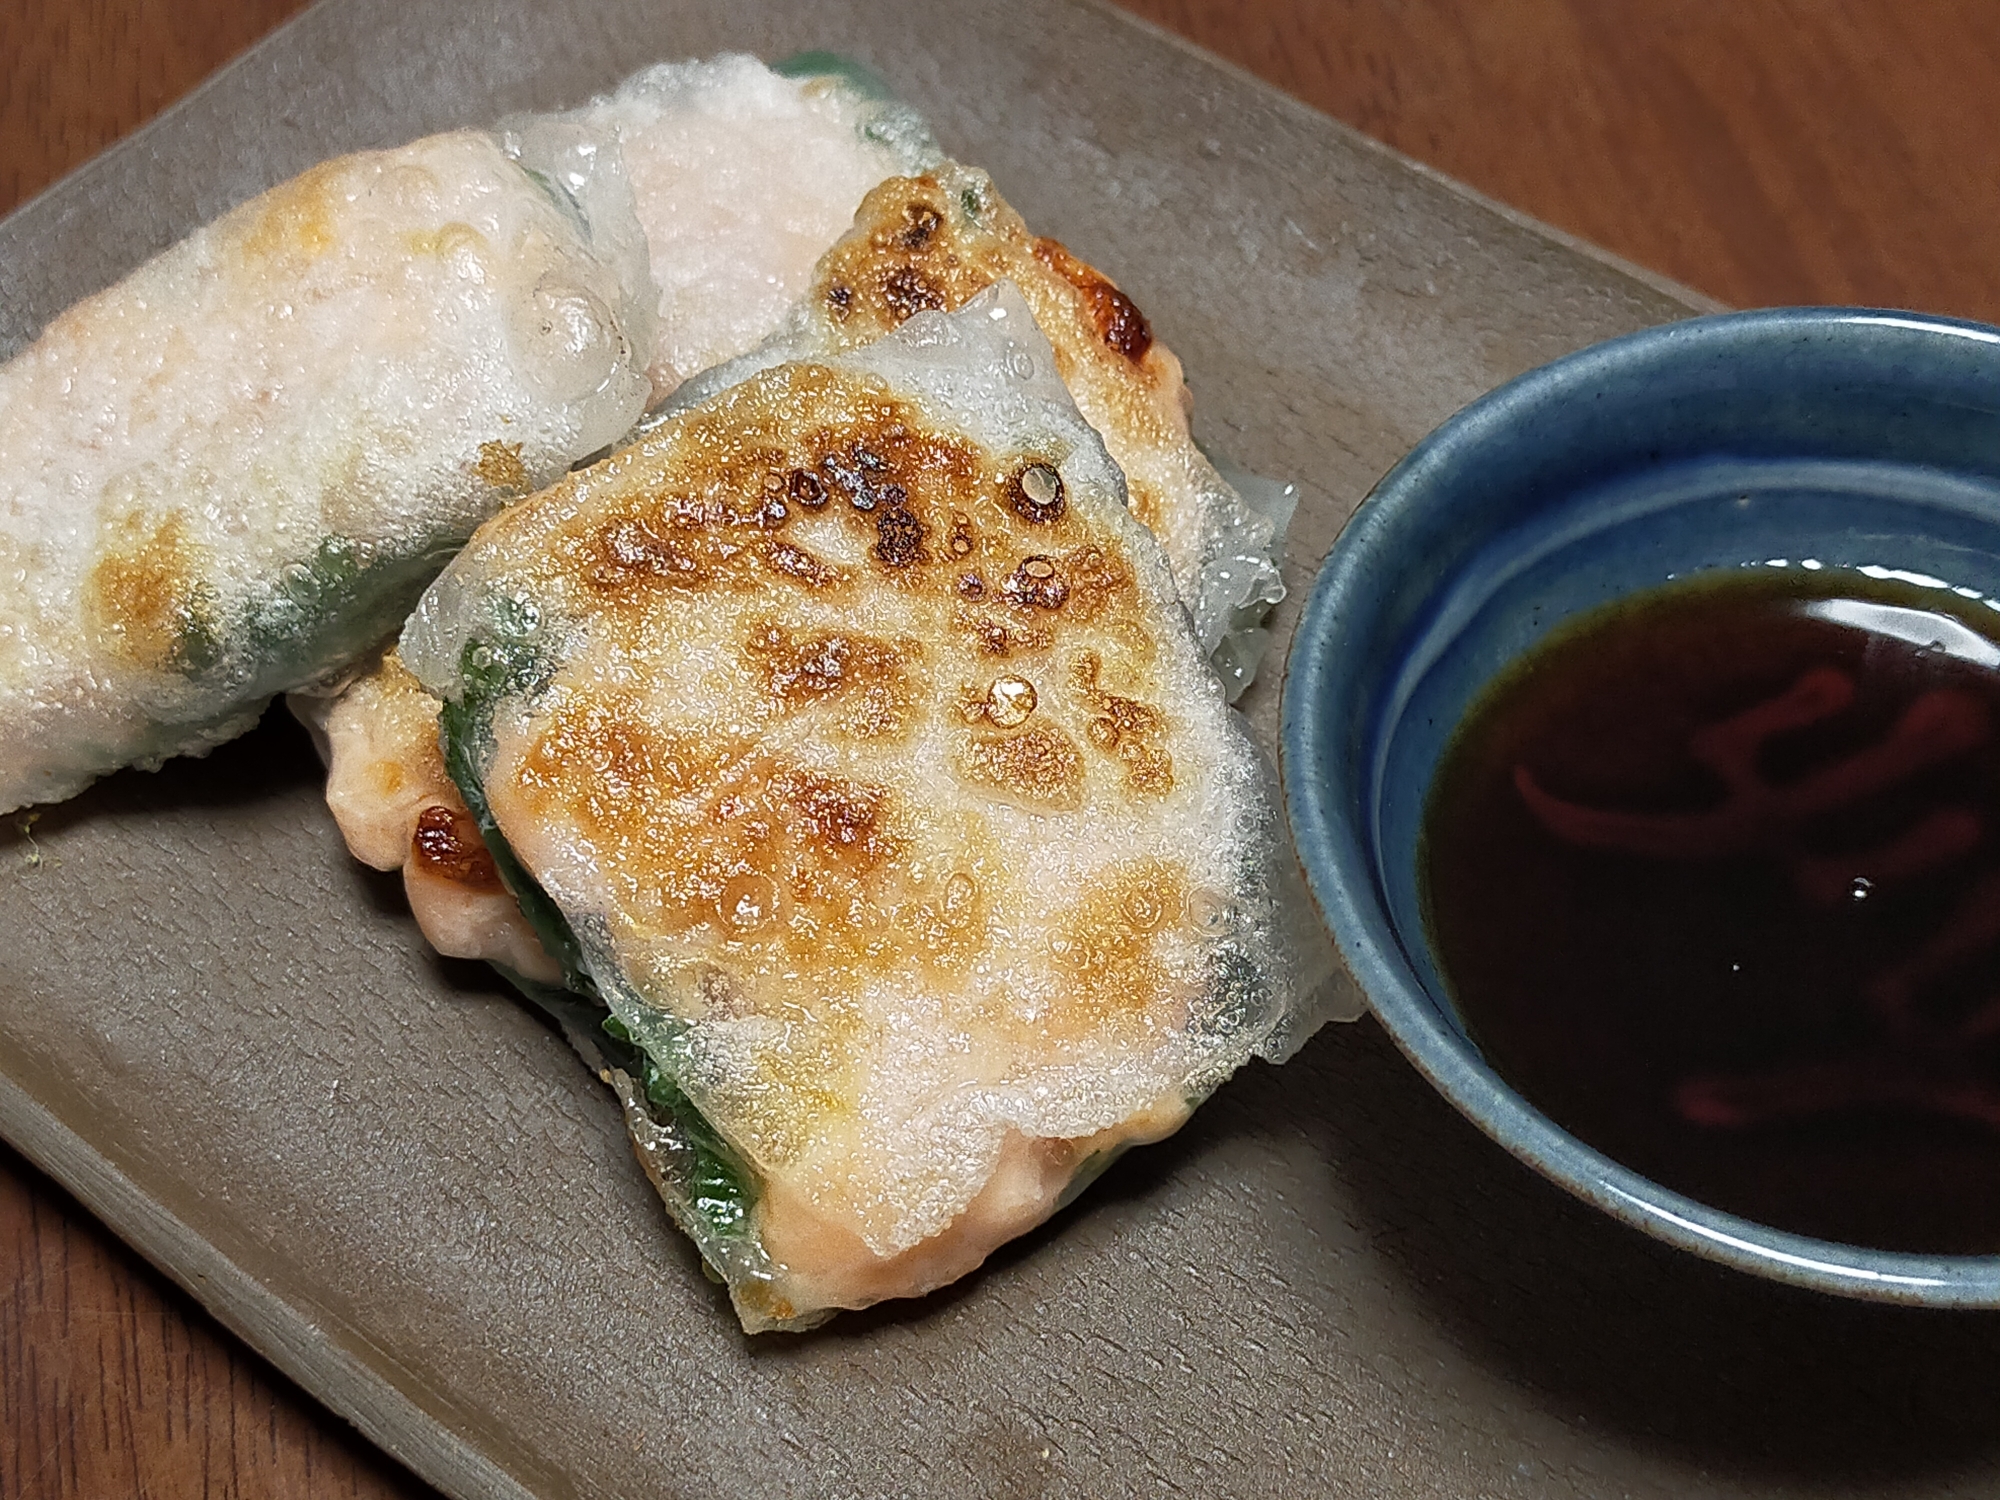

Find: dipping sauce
<box><xmin>1421</xmin><ymin>567</ymin><xmax>2000</xmax><ymax>1252</ymax></box>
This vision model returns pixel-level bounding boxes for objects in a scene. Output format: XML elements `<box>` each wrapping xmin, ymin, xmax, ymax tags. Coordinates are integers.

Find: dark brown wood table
<box><xmin>4</xmin><ymin>2</ymin><xmax>1999</xmax><ymax>1495</ymax></box>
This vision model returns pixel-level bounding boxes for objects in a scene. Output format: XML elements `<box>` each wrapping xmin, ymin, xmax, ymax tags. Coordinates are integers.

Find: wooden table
<box><xmin>4</xmin><ymin>2</ymin><xmax>1998</xmax><ymax>1495</ymax></box>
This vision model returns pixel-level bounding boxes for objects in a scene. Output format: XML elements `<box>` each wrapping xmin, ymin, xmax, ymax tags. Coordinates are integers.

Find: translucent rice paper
<box><xmin>665</xmin><ymin>162</ymin><xmax>1290</xmax><ymax>694</ymax></box>
<box><xmin>0</xmin><ymin>129</ymin><xmax>655</xmax><ymax>814</ymax></box>
<box><xmin>519</xmin><ymin>53</ymin><xmax>940</xmax><ymax>399</ymax></box>
<box><xmin>403</xmin><ymin>287</ymin><xmax>1336</xmax><ymax>1329</ymax></box>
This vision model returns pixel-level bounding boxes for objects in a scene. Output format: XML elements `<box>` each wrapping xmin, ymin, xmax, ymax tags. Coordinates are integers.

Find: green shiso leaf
<box><xmin>169</xmin><ymin>581</ymin><xmax>226</xmax><ymax>675</ymax></box>
<box><xmin>437</xmin><ymin>627</ymin><xmax>593</xmax><ymax>992</ymax></box>
<box><xmin>602</xmin><ymin>1016</ymin><xmax>757</xmax><ymax>1238</ymax></box>
<box><xmin>771</xmin><ymin>50</ymin><xmax>895</xmax><ymax>100</ymax></box>
<box><xmin>436</xmin><ymin>624</ymin><xmax>761</xmax><ymax>1250</ymax></box>
<box><xmin>442</xmin><ymin>716</ymin><xmax>595</xmax><ymax>996</ymax></box>
<box><xmin>191</xmin><ymin>532</ymin><xmax>454</xmax><ymax>691</ymax></box>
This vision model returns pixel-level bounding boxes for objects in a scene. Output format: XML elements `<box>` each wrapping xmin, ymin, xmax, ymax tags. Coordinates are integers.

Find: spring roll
<box><xmin>0</xmin><ymin>128</ymin><xmax>656</xmax><ymax>814</ymax></box>
<box><xmin>400</xmin><ymin>287</ymin><xmax>1333</xmax><ymax>1329</ymax></box>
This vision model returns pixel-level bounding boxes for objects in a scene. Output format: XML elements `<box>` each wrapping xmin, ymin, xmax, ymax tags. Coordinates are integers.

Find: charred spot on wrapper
<box><xmin>898</xmin><ymin>202</ymin><xmax>943</xmax><ymax>249</ymax></box>
<box><xmin>508</xmin><ymin>695</ymin><xmax>903</xmax><ymax>969</ymax></box>
<box><xmin>587</xmin><ymin>516</ymin><xmax>712</xmax><ymax>590</ymax></box>
<box><xmin>787</xmin><ymin>469</ymin><xmax>828</xmax><ymax>508</ymax></box>
<box><xmin>412</xmin><ymin>803</ymin><xmax>504</xmax><ymax>890</ymax></box>
<box><xmin>1039</xmin><ymin>859</ymin><xmax>1197</xmax><ymax>1042</ymax></box>
<box><xmin>958</xmin><ymin>611</ymin><xmax>1052</xmax><ymax>657</ymax></box>
<box><xmin>875</xmin><ymin>506</ymin><xmax>926</xmax><ymax>569</ymax></box>
<box><xmin>746</xmin><ymin>621</ymin><xmax>919</xmax><ymax>739</ymax></box>
<box><xmin>720</xmin><ymin>871</ymin><xmax>780</xmax><ymax>933</ymax></box>
<box><xmin>1074</xmin><ymin>651</ymin><xmax>1173</xmax><ymax>796</ymax></box>
<box><xmin>1031</xmin><ymin>237</ymin><xmax>1154</xmax><ymax>363</ymax></box>
<box><xmin>780</xmin><ymin>767</ymin><xmax>893</xmax><ymax>854</ymax></box>
<box><xmin>1002</xmin><ymin>555</ymin><xmax>1070</xmax><ymax>611</ymax></box>
<box><xmin>882</xmin><ymin>265</ymin><xmax>946</xmax><ymax>321</ymax></box>
<box><xmin>85</xmin><ymin>510</ymin><xmax>224</xmax><ymax>675</ymax></box>
<box><xmin>947</xmin><ymin>511</ymin><xmax>975</xmax><ymax>557</ymax></box>
<box><xmin>820</xmin><ymin>444</ymin><xmax>906</xmax><ymax>512</ymax></box>
<box><xmin>1009</xmin><ymin>462</ymin><xmax>1066</xmax><ymax>524</ymax></box>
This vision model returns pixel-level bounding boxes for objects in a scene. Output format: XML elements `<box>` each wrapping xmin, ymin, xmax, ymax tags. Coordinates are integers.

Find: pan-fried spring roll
<box><xmin>401</xmin><ymin>286</ymin><xmax>1335</xmax><ymax>1330</ymax></box>
<box><xmin>0</xmin><ymin>128</ymin><xmax>656</xmax><ymax>814</ymax></box>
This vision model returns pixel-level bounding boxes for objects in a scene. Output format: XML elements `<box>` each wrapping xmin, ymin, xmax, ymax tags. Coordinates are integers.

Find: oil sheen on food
<box><xmin>1421</xmin><ymin>567</ymin><xmax>2000</xmax><ymax>1252</ymax></box>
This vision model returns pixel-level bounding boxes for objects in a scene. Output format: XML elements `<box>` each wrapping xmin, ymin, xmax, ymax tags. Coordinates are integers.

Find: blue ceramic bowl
<box><xmin>1281</xmin><ymin>307</ymin><xmax>2000</xmax><ymax>1305</ymax></box>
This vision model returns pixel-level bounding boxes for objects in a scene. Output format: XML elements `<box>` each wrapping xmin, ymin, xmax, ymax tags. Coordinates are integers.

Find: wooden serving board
<box><xmin>20</xmin><ymin>3</ymin><xmax>1983</xmax><ymax>1498</ymax></box>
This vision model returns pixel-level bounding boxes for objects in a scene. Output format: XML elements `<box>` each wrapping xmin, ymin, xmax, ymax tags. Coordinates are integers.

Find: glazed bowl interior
<box><xmin>1281</xmin><ymin>308</ymin><xmax>2000</xmax><ymax>1304</ymax></box>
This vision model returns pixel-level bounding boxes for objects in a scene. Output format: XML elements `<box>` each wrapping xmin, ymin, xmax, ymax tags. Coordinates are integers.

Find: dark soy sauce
<box><xmin>1421</xmin><ymin>567</ymin><xmax>2000</xmax><ymax>1252</ymax></box>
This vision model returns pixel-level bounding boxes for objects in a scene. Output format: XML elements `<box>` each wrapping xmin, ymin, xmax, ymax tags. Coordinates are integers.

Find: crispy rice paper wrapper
<box><xmin>401</xmin><ymin>286</ymin><xmax>1339</xmax><ymax>1329</ymax></box>
<box><xmin>663</xmin><ymin>161</ymin><xmax>1292</xmax><ymax>695</ymax></box>
<box><xmin>0</xmin><ymin>127</ymin><xmax>656</xmax><ymax>814</ymax></box>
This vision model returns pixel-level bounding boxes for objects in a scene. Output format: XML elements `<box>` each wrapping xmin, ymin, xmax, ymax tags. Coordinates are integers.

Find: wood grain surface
<box><xmin>3</xmin><ymin>1</ymin><xmax>1998</xmax><ymax>1496</ymax></box>
<box><xmin>1119</xmin><ymin>0</ymin><xmax>2000</xmax><ymax>321</ymax></box>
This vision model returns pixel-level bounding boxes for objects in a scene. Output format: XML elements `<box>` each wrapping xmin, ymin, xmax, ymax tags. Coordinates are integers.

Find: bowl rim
<box><xmin>1279</xmin><ymin>304</ymin><xmax>2000</xmax><ymax>1306</ymax></box>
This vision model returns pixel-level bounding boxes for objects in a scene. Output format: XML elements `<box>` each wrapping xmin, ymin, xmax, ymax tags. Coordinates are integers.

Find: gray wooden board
<box><xmin>9</xmin><ymin>1</ymin><xmax>2000</xmax><ymax>1497</ymax></box>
